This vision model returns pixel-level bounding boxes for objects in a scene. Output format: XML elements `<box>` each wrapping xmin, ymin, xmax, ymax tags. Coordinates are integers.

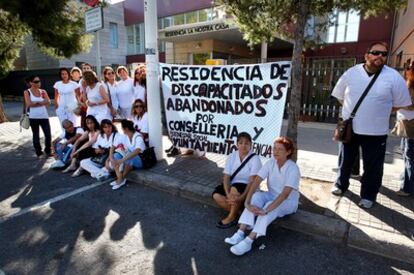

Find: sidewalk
<box><xmin>1</xmin><ymin>104</ymin><xmax>412</xmax><ymax>264</ymax></box>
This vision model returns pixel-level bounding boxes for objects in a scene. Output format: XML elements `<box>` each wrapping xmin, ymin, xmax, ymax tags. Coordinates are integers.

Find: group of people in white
<box><xmin>24</xmin><ymin>63</ymin><xmax>149</xmax><ymax>190</ymax></box>
<box><xmin>21</xmin><ymin>42</ymin><xmax>414</xmax><ymax>256</ymax></box>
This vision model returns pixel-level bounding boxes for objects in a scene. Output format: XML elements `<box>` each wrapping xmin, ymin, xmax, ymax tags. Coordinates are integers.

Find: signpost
<box><xmin>85</xmin><ymin>6</ymin><xmax>104</xmax><ymax>76</ymax></box>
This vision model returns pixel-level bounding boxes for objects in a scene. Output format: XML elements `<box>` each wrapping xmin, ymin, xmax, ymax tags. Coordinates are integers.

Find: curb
<box><xmin>127</xmin><ymin>169</ymin><xmax>414</xmax><ymax>265</ymax></box>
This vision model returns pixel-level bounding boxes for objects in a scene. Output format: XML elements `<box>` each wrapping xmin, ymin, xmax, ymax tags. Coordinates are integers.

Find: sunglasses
<box><xmin>368</xmin><ymin>51</ymin><xmax>388</xmax><ymax>57</ymax></box>
<box><xmin>33</xmin><ymin>80</ymin><xmax>41</xmax><ymax>83</ymax></box>
<box><xmin>134</xmin><ymin>105</ymin><xmax>143</xmax><ymax>108</ymax></box>
<box><xmin>106</xmin><ymin>72</ymin><xmax>114</xmax><ymax>75</ymax></box>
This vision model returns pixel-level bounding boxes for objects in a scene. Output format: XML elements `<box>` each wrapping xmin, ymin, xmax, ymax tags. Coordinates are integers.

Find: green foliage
<box><xmin>0</xmin><ymin>10</ymin><xmax>28</xmax><ymax>78</ymax></box>
<box><xmin>0</xmin><ymin>0</ymin><xmax>93</xmax><ymax>77</ymax></box>
<box><xmin>219</xmin><ymin>0</ymin><xmax>407</xmax><ymax>47</ymax></box>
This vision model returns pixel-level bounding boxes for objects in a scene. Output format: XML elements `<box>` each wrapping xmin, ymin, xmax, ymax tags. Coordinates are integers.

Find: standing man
<box><xmin>331</xmin><ymin>41</ymin><xmax>411</xmax><ymax>209</ymax></box>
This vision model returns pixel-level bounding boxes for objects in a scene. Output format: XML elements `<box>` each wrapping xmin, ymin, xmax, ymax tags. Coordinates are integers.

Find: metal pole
<box><xmin>261</xmin><ymin>41</ymin><xmax>268</xmax><ymax>63</ymax></box>
<box><xmin>144</xmin><ymin>0</ymin><xmax>163</xmax><ymax>158</ymax></box>
<box><xmin>96</xmin><ymin>30</ymin><xmax>102</xmax><ymax>77</ymax></box>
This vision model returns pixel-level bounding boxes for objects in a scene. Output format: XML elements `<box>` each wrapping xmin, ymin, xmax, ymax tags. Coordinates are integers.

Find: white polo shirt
<box><xmin>223</xmin><ymin>151</ymin><xmax>262</xmax><ymax>184</ymax></box>
<box><xmin>257</xmin><ymin>158</ymin><xmax>300</xmax><ymax>202</ymax></box>
<box><xmin>93</xmin><ymin>132</ymin><xmax>117</xmax><ymax>149</ymax></box>
<box><xmin>117</xmin><ymin>78</ymin><xmax>134</xmax><ymax>109</ymax></box>
<box><xmin>332</xmin><ymin>64</ymin><xmax>411</xmax><ymax>135</ymax></box>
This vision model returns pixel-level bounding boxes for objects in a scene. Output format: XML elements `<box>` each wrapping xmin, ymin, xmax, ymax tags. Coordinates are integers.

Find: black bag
<box><xmin>139</xmin><ymin>147</ymin><xmax>157</xmax><ymax>169</ymax></box>
<box><xmin>333</xmin><ymin>67</ymin><xmax>382</xmax><ymax>143</ymax></box>
<box><xmin>90</xmin><ymin>149</ymin><xmax>110</xmax><ymax>166</ymax></box>
<box><xmin>334</xmin><ymin>118</ymin><xmax>353</xmax><ymax>143</ymax></box>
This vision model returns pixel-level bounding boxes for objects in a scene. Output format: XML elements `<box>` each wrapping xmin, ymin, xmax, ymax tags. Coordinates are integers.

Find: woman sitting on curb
<box><xmin>50</xmin><ymin>119</ymin><xmax>84</xmax><ymax>169</ymax></box>
<box><xmin>212</xmin><ymin>132</ymin><xmax>262</xmax><ymax>229</ymax></box>
<box><xmin>110</xmin><ymin>120</ymin><xmax>146</xmax><ymax>190</ymax></box>
<box><xmin>131</xmin><ymin>99</ymin><xmax>149</xmax><ymax>143</ymax></box>
<box><xmin>62</xmin><ymin>115</ymin><xmax>100</xmax><ymax>176</ymax></box>
<box><xmin>79</xmin><ymin>119</ymin><xmax>118</xmax><ymax>179</ymax></box>
<box><xmin>224</xmin><ymin>137</ymin><xmax>300</xmax><ymax>256</ymax></box>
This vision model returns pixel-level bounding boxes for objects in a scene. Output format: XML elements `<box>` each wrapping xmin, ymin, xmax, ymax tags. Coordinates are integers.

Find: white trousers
<box><xmin>56</xmin><ymin>108</ymin><xmax>78</xmax><ymax>127</ymax></box>
<box><xmin>238</xmin><ymin>191</ymin><xmax>298</xmax><ymax>237</ymax></box>
<box><xmin>80</xmin><ymin>158</ymin><xmax>102</xmax><ymax>177</ymax></box>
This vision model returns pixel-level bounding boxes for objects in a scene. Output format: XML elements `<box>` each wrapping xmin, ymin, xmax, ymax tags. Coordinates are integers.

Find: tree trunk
<box><xmin>0</xmin><ymin>94</ymin><xmax>8</xmax><ymax>123</ymax></box>
<box><xmin>286</xmin><ymin>0</ymin><xmax>309</xmax><ymax>161</ymax></box>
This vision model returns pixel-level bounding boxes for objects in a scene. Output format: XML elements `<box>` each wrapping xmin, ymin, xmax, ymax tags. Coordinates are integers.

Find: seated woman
<box><xmin>212</xmin><ymin>132</ymin><xmax>262</xmax><ymax>229</ymax></box>
<box><xmin>110</xmin><ymin>119</ymin><xmax>146</xmax><ymax>190</ymax></box>
<box><xmin>131</xmin><ymin>99</ymin><xmax>148</xmax><ymax>142</ymax></box>
<box><xmin>79</xmin><ymin>119</ymin><xmax>118</xmax><ymax>178</ymax></box>
<box><xmin>50</xmin><ymin>119</ymin><xmax>84</xmax><ymax>169</ymax></box>
<box><xmin>224</xmin><ymin>137</ymin><xmax>300</xmax><ymax>256</ymax></box>
<box><xmin>62</xmin><ymin>115</ymin><xmax>100</xmax><ymax>176</ymax></box>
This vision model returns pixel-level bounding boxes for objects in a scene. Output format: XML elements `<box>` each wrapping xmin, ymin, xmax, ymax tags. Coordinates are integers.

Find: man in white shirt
<box><xmin>331</xmin><ymin>41</ymin><xmax>411</xmax><ymax>209</ymax></box>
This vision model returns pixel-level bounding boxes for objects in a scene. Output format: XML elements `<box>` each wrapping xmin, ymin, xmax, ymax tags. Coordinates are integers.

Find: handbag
<box><xmin>391</xmin><ymin>119</ymin><xmax>414</xmax><ymax>139</ymax></box>
<box><xmin>20</xmin><ymin>90</ymin><xmax>30</xmax><ymax>131</ymax></box>
<box><xmin>90</xmin><ymin>148</ymin><xmax>110</xmax><ymax>166</ymax></box>
<box><xmin>139</xmin><ymin>146</ymin><xmax>157</xmax><ymax>169</ymax></box>
<box><xmin>333</xmin><ymin>67</ymin><xmax>382</xmax><ymax>143</ymax></box>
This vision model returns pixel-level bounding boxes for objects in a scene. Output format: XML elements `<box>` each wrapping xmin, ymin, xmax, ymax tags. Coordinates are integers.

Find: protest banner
<box><xmin>160</xmin><ymin>62</ymin><xmax>291</xmax><ymax>158</ymax></box>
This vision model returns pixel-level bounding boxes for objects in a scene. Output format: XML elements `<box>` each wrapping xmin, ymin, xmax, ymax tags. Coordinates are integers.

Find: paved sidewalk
<box><xmin>1</xmin><ymin>104</ymin><xmax>412</xmax><ymax>264</ymax></box>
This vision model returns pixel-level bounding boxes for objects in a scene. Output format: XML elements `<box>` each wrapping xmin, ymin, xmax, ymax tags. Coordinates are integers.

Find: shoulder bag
<box><xmin>19</xmin><ymin>90</ymin><xmax>30</xmax><ymax>131</ymax></box>
<box><xmin>333</xmin><ymin>67</ymin><xmax>382</xmax><ymax>143</ymax></box>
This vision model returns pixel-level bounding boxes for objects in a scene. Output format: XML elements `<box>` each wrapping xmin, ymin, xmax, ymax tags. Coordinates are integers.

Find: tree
<box><xmin>219</xmin><ymin>0</ymin><xmax>407</xmax><ymax>158</ymax></box>
<box><xmin>0</xmin><ymin>0</ymin><xmax>94</xmax><ymax>122</ymax></box>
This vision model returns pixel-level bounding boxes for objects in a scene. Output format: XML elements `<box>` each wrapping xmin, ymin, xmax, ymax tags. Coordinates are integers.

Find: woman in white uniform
<box><xmin>133</xmin><ymin>66</ymin><xmax>146</xmax><ymax>104</ymax></box>
<box><xmin>131</xmin><ymin>99</ymin><xmax>148</xmax><ymax>142</ymax></box>
<box><xmin>79</xmin><ymin>119</ymin><xmax>117</xmax><ymax>178</ymax></box>
<box><xmin>225</xmin><ymin>137</ymin><xmax>300</xmax><ymax>256</ymax></box>
<box><xmin>102</xmin><ymin>66</ymin><xmax>119</xmax><ymax>119</ymax></box>
<box><xmin>23</xmin><ymin>75</ymin><xmax>52</xmax><ymax>157</ymax></box>
<box><xmin>82</xmin><ymin>71</ymin><xmax>111</xmax><ymax>123</ymax></box>
<box><xmin>110</xmin><ymin>120</ymin><xmax>146</xmax><ymax>190</ymax></box>
<box><xmin>116</xmin><ymin>66</ymin><xmax>134</xmax><ymax>119</ymax></box>
<box><xmin>54</xmin><ymin>68</ymin><xmax>80</xmax><ymax>127</ymax></box>
<box><xmin>212</xmin><ymin>132</ymin><xmax>262</xmax><ymax>228</ymax></box>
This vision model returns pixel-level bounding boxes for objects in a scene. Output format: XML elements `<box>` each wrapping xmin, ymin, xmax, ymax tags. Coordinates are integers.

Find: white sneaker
<box><xmin>331</xmin><ymin>186</ymin><xmax>343</xmax><ymax>196</ymax></box>
<box><xmin>358</xmin><ymin>199</ymin><xmax>374</xmax><ymax>209</ymax></box>
<box><xmin>109</xmin><ymin>180</ymin><xmax>117</xmax><ymax>186</ymax></box>
<box><xmin>230</xmin><ymin>237</ymin><xmax>253</xmax><ymax>256</ymax></box>
<box><xmin>96</xmin><ymin>169</ymin><xmax>110</xmax><ymax>181</ymax></box>
<box><xmin>225</xmin><ymin>231</ymin><xmax>245</xmax><ymax>245</ymax></box>
<box><xmin>71</xmin><ymin>167</ymin><xmax>83</xmax><ymax>178</ymax></box>
<box><xmin>50</xmin><ymin>160</ymin><xmax>65</xmax><ymax>169</ymax></box>
<box><xmin>112</xmin><ymin>179</ymin><xmax>126</xmax><ymax>190</ymax></box>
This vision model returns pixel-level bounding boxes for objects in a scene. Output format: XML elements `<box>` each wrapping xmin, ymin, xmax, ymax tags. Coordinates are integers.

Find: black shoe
<box><xmin>216</xmin><ymin>220</ymin><xmax>238</xmax><ymax>229</ymax></box>
<box><xmin>167</xmin><ymin>147</ymin><xmax>181</xmax><ymax>157</ymax></box>
<box><xmin>165</xmin><ymin>145</ymin><xmax>175</xmax><ymax>153</ymax></box>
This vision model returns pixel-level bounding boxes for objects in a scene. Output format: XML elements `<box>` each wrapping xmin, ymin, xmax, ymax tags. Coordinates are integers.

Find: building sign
<box><xmin>162</xmin><ymin>23</ymin><xmax>231</xmax><ymax>38</ymax></box>
<box><xmin>160</xmin><ymin>62</ymin><xmax>292</xmax><ymax>157</ymax></box>
<box><xmin>85</xmin><ymin>7</ymin><xmax>104</xmax><ymax>33</ymax></box>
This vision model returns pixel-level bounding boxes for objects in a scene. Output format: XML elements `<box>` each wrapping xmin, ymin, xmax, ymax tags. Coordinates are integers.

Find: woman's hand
<box><xmin>71</xmin><ymin>150</ymin><xmax>78</xmax><ymax>158</ymax></box>
<box><xmin>95</xmin><ymin>148</ymin><xmax>104</xmax><ymax>154</ymax></box>
<box><xmin>110</xmin><ymin>107</ymin><xmax>117</xmax><ymax>116</ymax></box>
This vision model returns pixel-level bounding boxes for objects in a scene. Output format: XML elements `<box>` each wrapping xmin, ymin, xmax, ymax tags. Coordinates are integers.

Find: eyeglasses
<box><xmin>33</xmin><ymin>80</ymin><xmax>41</xmax><ymax>83</ymax></box>
<box><xmin>368</xmin><ymin>51</ymin><xmax>388</xmax><ymax>57</ymax></box>
<box><xmin>134</xmin><ymin>105</ymin><xmax>143</xmax><ymax>108</ymax></box>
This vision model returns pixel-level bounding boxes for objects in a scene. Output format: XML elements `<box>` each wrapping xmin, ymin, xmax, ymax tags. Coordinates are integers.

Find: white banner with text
<box><xmin>160</xmin><ymin>62</ymin><xmax>291</xmax><ymax>157</ymax></box>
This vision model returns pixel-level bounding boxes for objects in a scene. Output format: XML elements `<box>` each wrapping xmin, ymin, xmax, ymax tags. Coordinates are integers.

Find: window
<box><xmin>327</xmin><ymin>9</ymin><xmax>360</xmax><ymax>43</ymax></box>
<box><xmin>163</xmin><ymin>17</ymin><xmax>173</xmax><ymax>28</ymax></box>
<box><xmin>109</xmin><ymin>22</ymin><xmax>118</xmax><ymax>48</ymax></box>
<box><xmin>174</xmin><ymin>14</ymin><xmax>185</xmax><ymax>25</ymax></box>
<box><xmin>198</xmin><ymin>9</ymin><xmax>208</xmax><ymax>22</ymax></box>
<box><xmin>186</xmin><ymin>11</ymin><xmax>197</xmax><ymax>24</ymax></box>
<box><xmin>127</xmin><ymin>25</ymin><xmax>135</xmax><ymax>54</ymax></box>
<box><xmin>127</xmin><ymin>23</ymin><xmax>145</xmax><ymax>55</ymax></box>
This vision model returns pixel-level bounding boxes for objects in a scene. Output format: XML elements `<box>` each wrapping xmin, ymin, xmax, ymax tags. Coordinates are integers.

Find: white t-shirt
<box><xmin>115</xmin><ymin>132</ymin><xmax>146</xmax><ymax>153</ymax></box>
<box><xmin>133</xmin><ymin>85</ymin><xmax>146</xmax><ymax>103</ymax></box>
<box><xmin>132</xmin><ymin>112</ymin><xmax>149</xmax><ymax>134</ymax></box>
<box><xmin>86</xmin><ymin>83</ymin><xmax>111</xmax><ymax>118</ymax></box>
<box><xmin>332</xmin><ymin>64</ymin><xmax>411</xmax><ymax>135</ymax></box>
<box><xmin>93</xmin><ymin>132</ymin><xmax>117</xmax><ymax>149</ymax></box>
<box><xmin>257</xmin><ymin>158</ymin><xmax>300</xmax><ymax>202</ymax></box>
<box><xmin>397</xmin><ymin>88</ymin><xmax>414</xmax><ymax>120</ymax></box>
<box><xmin>117</xmin><ymin>78</ymin><xmax>134</xmax><ymax>109</ymax></box>
<box><xmin>53</xmin><ymin>81</ymin><xmax>78</xmax><ymax>112</ymax></box>
<box><xmin>102</xmin><ymin>81</ymin><xmax>119</xmax><ymax>110</ymax></box>
<box><xmin>223</xmin><ymin>151</ymin><xmax>262</xmax><ymax>184</ymax></box>
<box><xmin>27</xmin><ymin>89</ymin><xmax>49</xmax><ymax>119</ymax></box>
<box><xmin>59</xmin><ymin>127</ymin><xmax>84</xmax><ymax>140</ymax></box>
